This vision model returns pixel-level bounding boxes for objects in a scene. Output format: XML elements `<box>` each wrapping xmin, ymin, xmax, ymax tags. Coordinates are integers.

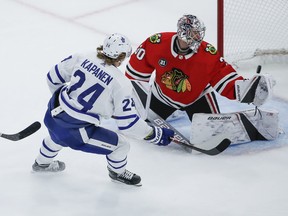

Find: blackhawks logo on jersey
<box><xmin>205</xmin><ymin>44</ymin><xmax>217</xmax><ymax>55</ymax></box>
<box><xmin>161</xmin><ymin>68</ymin><xmax>191</xmax><ymax>93</ymax></box>
<box><xmin>149</xmin><ymin>33</ymin><xmax>161</xmax><ymax>44</ymax></box>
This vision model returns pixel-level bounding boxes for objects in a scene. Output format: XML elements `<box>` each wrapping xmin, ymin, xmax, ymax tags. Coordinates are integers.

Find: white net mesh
<box><xmin>223</xmin><ymin>0</ymin><xmax>288</xmax><ymax>66</ymax></box>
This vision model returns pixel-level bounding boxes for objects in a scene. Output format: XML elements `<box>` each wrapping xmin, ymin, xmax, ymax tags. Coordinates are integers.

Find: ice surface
<box><xmin>0</xmin><ymin>1</ymin><xmax>287</xmax><ymax>216</ymax></box>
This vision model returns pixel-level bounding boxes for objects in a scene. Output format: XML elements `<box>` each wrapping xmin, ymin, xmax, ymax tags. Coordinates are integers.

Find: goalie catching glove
<box><xmin>144</xmin><ymin>126</ymin><xmax>175</xmax><ymax>146</ymax></box>
<box><xmin>235</xmin><ymin>74</ymin><xmax>275</xmax><ymax>106</ymax></box>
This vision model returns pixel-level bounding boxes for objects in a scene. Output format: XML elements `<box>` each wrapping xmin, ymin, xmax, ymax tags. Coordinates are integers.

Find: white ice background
<box><xmin>0</xmin><ymin>1</ymin><xmax>287</xmax><ymax>216</ymax></box>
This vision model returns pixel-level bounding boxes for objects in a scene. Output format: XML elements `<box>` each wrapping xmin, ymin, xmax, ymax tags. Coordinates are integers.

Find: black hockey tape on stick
<box><xmin>0</xmin><ymin>121</ymin><xmax>41</xmax><ymax>141</ymax></box>
<box><xmin>256</xmin><ymin>65</ymin><xmax>262</xmax><ymax>74</ymax></box>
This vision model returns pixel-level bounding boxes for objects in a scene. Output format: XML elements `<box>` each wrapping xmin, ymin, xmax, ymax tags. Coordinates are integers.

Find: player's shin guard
<box><xmin>106</xmin><ymin>134</ymin><xmax>130</xmax><ymax>174</ymax></box>
<box><xmin>106</xmin><ymin>135</ymin><xmax>141</xmax><ymax>186</ymax></box>
<box><xmin>35</xmin><ymin>136</ymin><xmax>63</xmax><ymax>165</ymax></box>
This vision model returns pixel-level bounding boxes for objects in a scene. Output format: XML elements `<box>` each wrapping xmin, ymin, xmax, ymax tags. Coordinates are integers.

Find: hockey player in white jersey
<box><xmin>32</xmin><ymin>33</ymin><xmax>174</xmax><ymax>186</ymax></box>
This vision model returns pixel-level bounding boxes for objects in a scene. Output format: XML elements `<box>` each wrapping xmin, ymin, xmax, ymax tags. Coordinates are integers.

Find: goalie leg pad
<box><xmin>190</xmin><ymin>109</ymin><xmax>279</xmax><ymax>145</ymax></box>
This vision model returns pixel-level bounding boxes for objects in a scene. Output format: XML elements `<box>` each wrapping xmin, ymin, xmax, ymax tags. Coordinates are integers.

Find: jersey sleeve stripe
<box><xmin>55</xmin><ymin>65</ymin><xmax>66</xmax><ymax>83</ymax></box>
<box><xmin>47</xmin><ymin>73</ymin><xmax>58</xmax><ymax>85</ymax></box>
<box><xmin>126</xmin><ymin>63</ymin><xmax>151</xmax><ymax>81</ymax></box>
<box><xmin>47</xmin><ymin>66</ymin><xmax>66</xmax><ymax>85</ymax></box>
<box><xmin>214</xmin><ymin>72</ymin><xmax>240</xmax><ymax>93</ymax></box>
<box><xmin>113</xmin><ymin>114</ymin><xmax>140</xmax><ymax>130</ymax></box>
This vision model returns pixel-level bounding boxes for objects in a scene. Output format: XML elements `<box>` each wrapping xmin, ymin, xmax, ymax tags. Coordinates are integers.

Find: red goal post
<box><xmin>217</xmin><ymin>0</ymin><xmax>288</xmax><ymax>67</ymax></box>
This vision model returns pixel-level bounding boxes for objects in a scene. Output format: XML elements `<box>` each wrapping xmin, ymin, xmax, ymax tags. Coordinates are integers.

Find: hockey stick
<box><xmin>256</xmin><ymin>65</ymin><xmax>262</xmax><ymax>74</ymax></box>
<box><xmin>146</xmin><ymin>110</ymin><xmax>231</xmax><ymax>155</ymax></box>
<box><xmin>131</xmin><ymin>80</ymin><xmax>232</xmax><ymax>155</ymax></box>
<box><xmin>143</xmin><ymin>72</ymin><xmax>155</xmax><ymax>120</ymax></box>
<box><xmin>131</xmin><ymin>80</ymin><xmax>192</xmax><ymax>152</ymax></box>
<box><xmin>0</xmin><ymin>121</ymin><xmax>41</xmax><ymax>141</ymax></box>
<box><xmin>172</xmin><ymin>138</ymin><xmax>231</xmax><ymax>156</ymax></box>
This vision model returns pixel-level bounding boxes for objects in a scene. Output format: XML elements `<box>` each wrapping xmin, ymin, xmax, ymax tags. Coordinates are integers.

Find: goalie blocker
<box><xmin>190</xmin><ymin>109</ymin><xmax>279</xmax><ymax>145</ymax></box>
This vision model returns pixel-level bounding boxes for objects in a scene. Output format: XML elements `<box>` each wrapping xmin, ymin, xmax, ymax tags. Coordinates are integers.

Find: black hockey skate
<box><xmin>108</xmin><ymin>167</ymin><xmax>142</xmax><ymax>186</ymax></box>
<box><xmin>32</xmin><ymin>160</ymin><xmax>65</xmax><ymax>172</ymax></box>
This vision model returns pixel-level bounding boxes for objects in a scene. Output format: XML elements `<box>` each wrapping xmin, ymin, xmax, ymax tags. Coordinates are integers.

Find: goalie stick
<box><xmin>0</xmin><ymin>121</ymin><xmax>41</xmax><ymax>141</ymax></box>
<box><xmin>131</xmin><ymin>80</ymin><xmax>231</xmax><ymax>155</ymax></box>
<box><xmin>256</xmin><ymin>65</ymin><xmax>262</xmax><ymax>74</ymax></box>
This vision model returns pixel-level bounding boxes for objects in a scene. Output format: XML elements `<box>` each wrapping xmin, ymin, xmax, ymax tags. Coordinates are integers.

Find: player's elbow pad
<box><xmin>235</xmin><ymin>74</ymin><xmax>275</xmax><ymax>106</ymax></box>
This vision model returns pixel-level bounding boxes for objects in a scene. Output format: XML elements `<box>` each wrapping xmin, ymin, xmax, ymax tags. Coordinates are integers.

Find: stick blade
<box><xmin>1</xmin><ymin>121</ymin><xmax>41</xmax><ymax>141</ymax></box>
<box><xmin>18</xmin><ymin>121</ymin><xmax>41</xmax><ymax>139</ymax></box>
<box><xmin>207</xmin><ymin>138</ymin><xmax>231</xmax><ymax>155</ymax></box>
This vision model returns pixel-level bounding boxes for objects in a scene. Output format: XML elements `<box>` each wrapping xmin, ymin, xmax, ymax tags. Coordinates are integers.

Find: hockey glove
<box><xmin>144</xmin><ymin>126</ymin><xmax>175</xmax><ymax>146</ymax></box>
<box><xmin>235</xmin><ymin>74</ymin><xmax>275</xmax><ymax>107</ymax></box>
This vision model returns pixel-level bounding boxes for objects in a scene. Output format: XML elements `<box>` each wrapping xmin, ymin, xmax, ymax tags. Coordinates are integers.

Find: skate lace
<box><xmin>119</xmin><ymin>170</ymin><xmax>134</xmax><ymax>180</ymax></box>
<box><xmin>47</xmin><ymin>161</ymin><xmax>60</xmax><ymax>171</ymax></box>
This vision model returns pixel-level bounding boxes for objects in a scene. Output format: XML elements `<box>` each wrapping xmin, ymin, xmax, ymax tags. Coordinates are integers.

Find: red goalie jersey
<box><xmin>125</xmin><ymin>32</ymin><xmax>243</xmax><ymax>108</ymax></box>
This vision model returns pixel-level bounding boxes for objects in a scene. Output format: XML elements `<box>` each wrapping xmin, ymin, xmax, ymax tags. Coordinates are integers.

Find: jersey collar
<box><xmin>171</xmin><ymin>34</ymin><xmax>194</xmax><ymax>59</ymax></box>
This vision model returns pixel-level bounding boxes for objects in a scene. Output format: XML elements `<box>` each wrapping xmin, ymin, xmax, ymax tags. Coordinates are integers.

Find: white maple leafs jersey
<box><xmin>46</xmin><ymin>51</ymin><xmax>152</xmax><ymax>139</ymax></box>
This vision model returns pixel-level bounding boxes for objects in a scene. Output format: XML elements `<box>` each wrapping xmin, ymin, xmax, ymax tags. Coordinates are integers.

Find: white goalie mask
<box><xmin>103</xmin><ymin>33</ymin><xmax>132</xmax><ymax>59</ymax></box>
<box><xmin>177</xmin><ymin>14</ymin><xmax>206</xmax><ymax>53</ymax></box>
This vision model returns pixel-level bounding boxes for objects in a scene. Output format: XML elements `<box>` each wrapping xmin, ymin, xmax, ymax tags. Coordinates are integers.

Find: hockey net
<box><xmin>218</xmin><ymin>0</ymin><xmax>288</xmax><ymax>67</ymax></box>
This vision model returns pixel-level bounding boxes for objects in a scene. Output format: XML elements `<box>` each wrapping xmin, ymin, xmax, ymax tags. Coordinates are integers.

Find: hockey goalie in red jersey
<box><xmin>126</xmin><ymin>14</ymin><xmax>244</xmax><ymax>120</ymax></box>
<box><xmin>126</xmin><ymin>14</ymin><xmax>279</xmax><ymax>145</ymax></box>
